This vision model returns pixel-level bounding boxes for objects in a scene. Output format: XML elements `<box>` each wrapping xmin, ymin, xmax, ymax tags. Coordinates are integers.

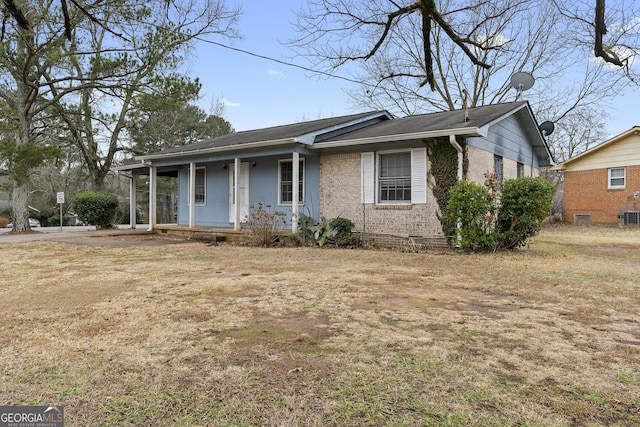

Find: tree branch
<box><xmin>431</xmin><ymin>9</ymin><xmax>491</xmax><ymax>69</ymax></box>
<box><xmin>594</xmin><ymin>0</ymin><xmax>624</xmax><ymax>66</ymax></box>
<box><xmin>364</xmin><ymin>3</ymin><xmax>420</xmax><ymax>60</ymax></box>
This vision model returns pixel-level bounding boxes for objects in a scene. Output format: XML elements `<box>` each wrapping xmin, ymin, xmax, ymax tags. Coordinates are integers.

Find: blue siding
<box><xmin>175</xmin><ymin>155</ymin><xmax>320</xmax><ymax>227</ymax></box>
<box><xmin>176</xmin><ymin>162</ymin><xmax>230</xmax><ymax>227</ymax></box>
<box><xmin>467</xmin><ymin>114</ymin><xmax>540</xmax><ymax>168</ymax></box>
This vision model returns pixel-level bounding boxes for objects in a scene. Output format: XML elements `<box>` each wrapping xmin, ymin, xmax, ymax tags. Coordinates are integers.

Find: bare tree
<box><xmin>553</xmin><ymin>0</ymin><xmax>639</xmax><ymax>76</ymax></box>
<box><xmin>545</xmin><ymin>107</ymin><xmax>608</xmax><ymax>162</ymax></box>
<box><xmin>290</xmin><ymin>0</ymin><xmax>639</xmax><ymax>86</ymax></box>
<box><xmin>46</xmin><ymin>0</ymin><xmax>240</xmax><ymax>190</ymax></box>
<box><xmin>0</xmin><ymin>0</ymin><xmax>240</xmax><ymax>231</ymax></box>
<box><xmin>289</xmin><ymin>0</ymin><xmax>639</xmax><ymax>160</ymax></box>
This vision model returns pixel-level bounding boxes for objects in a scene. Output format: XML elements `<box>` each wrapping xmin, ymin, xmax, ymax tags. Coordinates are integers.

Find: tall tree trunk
<box><xmin>11</xmin><ymin>183</ymin><xmax>30</xmax><ymax>231</ymax></box>
<box><xmin>9</xmin><ymin>26</ymin><xmax>37</xmax><ymax>232</ymax></box>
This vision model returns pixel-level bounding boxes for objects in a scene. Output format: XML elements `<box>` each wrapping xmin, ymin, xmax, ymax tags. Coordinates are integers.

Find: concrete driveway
<box><xmin>0</xmin><ymin>226</ymin><xmax>184</xmax><ymax>245</ymax></box>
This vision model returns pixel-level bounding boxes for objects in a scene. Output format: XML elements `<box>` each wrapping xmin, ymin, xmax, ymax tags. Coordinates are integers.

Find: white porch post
<box><xmin>129</xmin><ymin>174</ymin><xmax>137</xmax><ymax>229</ymax></box>
<box><xmin>148</xmin><ymin>165</ymin><xmax>157</xmax><ymax>231</ymax></box>
<box><xmin>291</xmin><ymin>151</ymin><xmax>299</xmax><ymax>232</ymax></box>
<box><xmin>234</xmin><ymin>157</ymin><xmax>241</xmax><ymax>231</ymax></box>
<box><xmin>189</xmin><ymin>162</ymin><xmax>196</xmax><ymax>228</ymax></box>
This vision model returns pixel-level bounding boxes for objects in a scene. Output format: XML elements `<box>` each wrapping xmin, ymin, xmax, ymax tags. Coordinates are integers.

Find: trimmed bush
<box><xmin>444</xmin><ymin>178</ymin><xmax>497</xmax><ymax>251</ymax></box>
<box><xmin>71</xmin><ymin>191</ymin><xmax>119</xmax><ymax>229</ymax></box>
<box><xmin>445</xmin><ymin>176</ymin><xmax>555</xmax><ymax>251</ymax></box>
<box><xmin>496</xmin><ymin>177</ymin><xmax>556</xmax><ymax>249</ymax></box>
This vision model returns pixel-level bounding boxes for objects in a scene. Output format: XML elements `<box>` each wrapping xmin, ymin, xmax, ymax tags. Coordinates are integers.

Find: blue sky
<box><xmin>188</xmin><ymin>1</ymin><xmax>638</xmax><ymax>139</ymax></box>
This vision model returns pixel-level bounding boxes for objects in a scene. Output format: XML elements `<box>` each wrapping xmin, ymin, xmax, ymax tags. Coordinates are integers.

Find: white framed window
<box><xmin>379</xmin><ymin>152</ymin><xmax>411</xmax><ymax>203</ymax></box>
<box><xmin>188</xmin><ymin>166</ymin><xmax>206</xmax><ymax>205</ymax></box>
<box><xmin>608</xmin><ymin>167</ymin><xmax>626</xmax><ymax>189</ymax></box>
<box><xmin>279</xmin><ymin>158</ymin><xmax>305</xmax><ymax>205</ymax></box>
<box><xmin>361</xmin><ymin>148</ymin><xmax>427</xmax><ymax>205</ymax></box>
<box><xmin>517</xmin><ymin>162</ymin><xmax>524</xmax><ymax>178</ymax></box>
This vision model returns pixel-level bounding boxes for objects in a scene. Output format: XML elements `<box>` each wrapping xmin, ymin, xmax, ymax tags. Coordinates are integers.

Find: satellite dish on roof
<box><xmin>510</xmin><ymin>72</ymin><xmax>535</xmax><ymax>100</ymax></box>
<box><xmin>539</xmin><ymin>121</ymin><xmax>555</xmax><ymax>137</ymax></box>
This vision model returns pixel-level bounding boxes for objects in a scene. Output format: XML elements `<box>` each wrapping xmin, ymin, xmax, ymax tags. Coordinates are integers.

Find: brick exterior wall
<box><xmin>564</xmin><ymin>165</ymin><xmax>640</xmax><ymax>223</ymax></box>
<box><xmin>319</xmin><ymin>153</ymin><xmax>444</xmax><ymax>237</ymax></box>
<box><xmin>466</xmin><ymin>146</ymin><xmax>495</xmax><ymax>184</ymax></box>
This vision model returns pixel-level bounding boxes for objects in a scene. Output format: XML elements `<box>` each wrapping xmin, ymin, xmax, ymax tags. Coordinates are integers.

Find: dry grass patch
<box><xmin>0</xmin><ymin>225</ymin><xmax>639</xmax><ymax>426</ymax></box>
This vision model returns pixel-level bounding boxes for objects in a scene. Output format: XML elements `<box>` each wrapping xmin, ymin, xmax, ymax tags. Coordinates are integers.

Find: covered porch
<box><xmin>116</xmin><ymin>152</ymin><xmax>308</xmax><ymax>234</ymax></box>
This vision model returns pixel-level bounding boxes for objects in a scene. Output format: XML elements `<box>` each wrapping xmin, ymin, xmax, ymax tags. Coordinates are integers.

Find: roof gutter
<box><xmin>309</xmin><ymin>127</ymin><xmax>484</xmax><ymax>150</ymax></box>
<box><xmin>137</xmin><ymin>138</ymin><xmax>296</xmax><ymax>161</ymax></box>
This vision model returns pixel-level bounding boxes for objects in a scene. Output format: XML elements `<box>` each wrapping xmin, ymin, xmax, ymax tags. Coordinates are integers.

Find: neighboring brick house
<box><xmin>557</xmin><ymin>126</ymin><xmax>640</xmax><ymax>224</ymax></box>
<box><xmin>118</xmin><ymin>102</ymin><xmax>553</xmax><ymax>244</ymax></box>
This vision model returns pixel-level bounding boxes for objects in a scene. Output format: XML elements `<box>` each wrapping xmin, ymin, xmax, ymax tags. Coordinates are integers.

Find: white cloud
<box><xmin>221</xmin><ymin>98</ymin><xmax>241</xmax><ymax>108</ymax></box>
<box><xmin>267</xmin><ymin>69</ymin><xmax>286</xmax><ymax>79</ymax></box>
<box><xmin>477</xmin><ymin>33</ymin><xmax>511</xmax><ymax>49</ymax></box>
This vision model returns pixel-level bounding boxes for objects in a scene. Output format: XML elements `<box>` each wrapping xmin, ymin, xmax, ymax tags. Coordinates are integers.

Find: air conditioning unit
<box><xmin>622</xmin><ymin>211</ymin><xmax>640</xmax><ymax>226</ymax></box>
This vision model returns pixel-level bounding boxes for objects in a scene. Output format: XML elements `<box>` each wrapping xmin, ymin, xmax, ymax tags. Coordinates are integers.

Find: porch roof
<box><xmin>135</xmin><ymin>110</ymin><xmax>390</xmax><ymax>160</ymax></box>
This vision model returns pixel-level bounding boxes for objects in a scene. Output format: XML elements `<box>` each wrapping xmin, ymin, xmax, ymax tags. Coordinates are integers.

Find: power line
<box><xmin>193</xmin><ymin>37</ymin><xmax>374</xmax><ymax>87</ymax></box>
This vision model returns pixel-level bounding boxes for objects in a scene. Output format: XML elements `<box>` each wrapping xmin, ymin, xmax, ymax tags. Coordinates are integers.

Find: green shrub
<box><xmin>71</xmin><ymin>191</ymin><xmax>119</xmax><ymax>229</ymax></box>
<box><xmin>444</xmin><ymin>178</ymin><xmax>498</xmax><ymax>251</ymax></box>
<box><xmin>496</xmin><ymin>177</ymin><xmax>555</xmax><ymax>249</ymax></box>
<box><xmin>445</xmin><ymin>176</ymin><xmax>555</xmax><ymax>251</ymax></box>
<box><xmin>47</xmin><ymin>215</ymin><xmax>71</xmax><ymax>227</ymax></box>
<box><xmin>308</xmin><ymin>216</ymin><xmax>337</xmax><ymax>247</ymax></box>
<box><xmin>295</xmin><ymin>212</ymin><xmax>316</xmax><ymax>244</ymax></box>
<box><xmin>329</xmin><ymin>217</ymin><xmax>361</xmax><ymax>247</ymax></box>
<box><xmin>293</xmin><ymin>215</ymin><xmax>360</xmax><ymax>247</ymax></box>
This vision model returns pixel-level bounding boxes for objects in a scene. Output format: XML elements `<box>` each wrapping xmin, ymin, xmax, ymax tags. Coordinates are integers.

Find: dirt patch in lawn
<box><xmin>0</xmin><ymin>226</ymin><xmax>639</xmax><ymax>426</ymax></box>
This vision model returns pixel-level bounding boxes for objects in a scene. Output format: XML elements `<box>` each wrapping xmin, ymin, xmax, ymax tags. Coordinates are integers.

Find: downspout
<box><xmin>449</xmin><ymin>134</ymin><xmax>463</xmax><ymax>179</ymax></box>
<box><xmin>449</xmin><ymin>135</ymin><xmax>464</xmax><ymax>247</ymax></box>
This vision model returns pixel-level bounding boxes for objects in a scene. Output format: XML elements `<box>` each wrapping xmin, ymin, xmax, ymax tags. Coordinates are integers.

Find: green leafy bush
<box><xmin>47</xmin><ymin>215</ymin><xmax>71</xmax><ymax>227</ymax></box>
<box><xmin>445</xmin><ymin>176</ymin><xmax>554</xmax><ymax>251</ymax></box>
<box><xmin>445</xmin><ymin>178</ymin><xmax>498</xmax><ymax>251</ymax></box>
<box><xmin>329</xmin><ymin>217</ymin><xmax>361</xmax><ymax>247</ymax></box>
<box><xmin>496</xmin><ymin>177</ymin><xmax>555</xmax><ymax>249</ymax></box>
<box><xmin>294</xmin><ymin>215</ymin><xmax>360</xmax><ymax>247</ymax></box>
<box><xmin>308</xmin><ymin>217</ymin><xmax>337</xmax><ymax>247</ymax></box>
<box><xmin>295</xmin><ymin>212</ymin><xmax>316</xmax><ymax>244</ymax></box>
<box><xmin>71</xmin><ymin>191</ymin><xmax>119</xmax><ymax>229</ymax></box>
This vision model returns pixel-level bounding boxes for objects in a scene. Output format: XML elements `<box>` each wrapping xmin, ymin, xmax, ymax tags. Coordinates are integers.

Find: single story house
<box><xmin>556</xmin><ymin>126</ymin><xmax>640</xmax><ymax>224</ymax></box>
<box><xmin>117</xmin><ymin>101</ymin><xmax>553</xmax><ymax>244</ymax></box>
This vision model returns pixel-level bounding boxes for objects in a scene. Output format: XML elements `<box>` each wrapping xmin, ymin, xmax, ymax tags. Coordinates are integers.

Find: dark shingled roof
<box><xmin>323</xmin><ymin>102</ymin><xmax>528</xmax><ymax>142</ymax></box>
<box><xmin>144</xmin><ymin>110</ymin><xmax>390</xmax><ymax>157</ymax></box>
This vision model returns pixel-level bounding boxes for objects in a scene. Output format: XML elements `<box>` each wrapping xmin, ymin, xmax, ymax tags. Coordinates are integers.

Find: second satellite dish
<box><xmin>539</xmin><ymin>121</ymin><xmax>555</xmax><ymax>137</ymax></box>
